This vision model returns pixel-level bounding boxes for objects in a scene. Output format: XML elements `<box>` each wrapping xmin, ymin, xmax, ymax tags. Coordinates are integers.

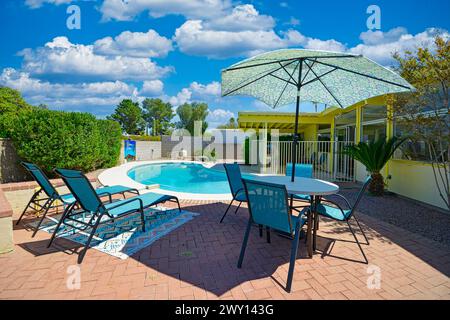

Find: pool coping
<box><xmin>98</xmin><ymin>160</ymin><xmax>238</xmax><ymax>201</ymax></box>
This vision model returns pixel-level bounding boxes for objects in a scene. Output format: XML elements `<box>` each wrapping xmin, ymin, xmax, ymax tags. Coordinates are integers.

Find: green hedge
<box><xmin>1</xmin><ymin>108</ymin><xmax>122</xmax><ymax>175</ymax></box>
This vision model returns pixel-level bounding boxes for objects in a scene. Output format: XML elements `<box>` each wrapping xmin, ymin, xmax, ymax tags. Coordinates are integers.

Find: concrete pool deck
<box><xmin>98</xmin><ymin>160</ymin><xmax>263</xmax><ymax>201</ymax></box>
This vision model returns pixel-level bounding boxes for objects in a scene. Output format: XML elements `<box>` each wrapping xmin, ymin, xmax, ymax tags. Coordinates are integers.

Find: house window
<box><xmin>361</xmin><ymin>105</ymin><xmax>386</xmax><ymax>143</ymax></box>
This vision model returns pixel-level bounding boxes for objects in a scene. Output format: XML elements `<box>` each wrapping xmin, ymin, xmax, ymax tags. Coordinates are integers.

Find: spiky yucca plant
<box><xmin>343</xmin><ymin>137</ymin><xmax>406</xmax><ymax>196</ymax></box>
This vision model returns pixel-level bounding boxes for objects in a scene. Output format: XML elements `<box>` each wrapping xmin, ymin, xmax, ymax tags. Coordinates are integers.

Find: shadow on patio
<box><xmin>15</xmin><ymin>198</ymin><xmax>450</xmax><ymax>297</ymax></box>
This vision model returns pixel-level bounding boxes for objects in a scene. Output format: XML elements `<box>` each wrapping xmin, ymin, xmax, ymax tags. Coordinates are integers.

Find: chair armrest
<box><xmin>233</xmin><ymin>187</ymin><xmax>244</xmax><ymax>198</ymax></box>
<box><xmin>324</xmin><ymin>193</ymin><xmax>352</xmax><ymax>209</ymax></box>
<box><xmin>319</xmin><ymin>198</ymin><xmax>348</xmax><ymax>216</ymax></box>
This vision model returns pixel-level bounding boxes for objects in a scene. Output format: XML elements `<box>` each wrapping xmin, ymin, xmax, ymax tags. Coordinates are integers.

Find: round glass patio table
<box><xmin>248</xmin><ymin>175</ymin><xmax>339</xmax><ymax>256</ymax></box>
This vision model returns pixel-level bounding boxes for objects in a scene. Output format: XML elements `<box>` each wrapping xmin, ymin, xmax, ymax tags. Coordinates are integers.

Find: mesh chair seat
<box><xmin>314</xmin><ymin>204</ymin><xmax>351</xmax><ymax>221</ymax></box>
<box><xmin>104</xmin><ymin>193</ymin><xmax>175</xmax><ymax>217</ymax></box>
<box><xmin>291</xmin><ymin>193</ymin><xmax>310</xmax><ymax>201</ymax></box>
<box><xmin>60</xmin><ymin>185</ymin><xmax>138</xmax><ymax>204</ymax></box>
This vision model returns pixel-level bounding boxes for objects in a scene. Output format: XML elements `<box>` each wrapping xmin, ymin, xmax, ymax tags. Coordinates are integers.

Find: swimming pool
<box><xmin>127</xmin><ymin>162</ymin><xmax>249</xmax><ymax>194</ymax></box>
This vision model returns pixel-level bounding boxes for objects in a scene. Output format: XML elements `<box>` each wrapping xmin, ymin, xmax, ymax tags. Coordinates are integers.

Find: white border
<box><xmin>98</xmin><ymin>160</ymin><xmax>237</xmax><ymax>200</ymax></box>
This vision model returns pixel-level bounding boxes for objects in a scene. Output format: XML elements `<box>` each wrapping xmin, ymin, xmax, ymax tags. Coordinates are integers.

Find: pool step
<box><xmin>145</xmin><ymin>184</ymin><xmax>160</xmax><ymax>190</ymax></box>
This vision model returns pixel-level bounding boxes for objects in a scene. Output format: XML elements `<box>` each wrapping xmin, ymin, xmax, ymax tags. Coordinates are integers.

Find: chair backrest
<box><xmin>349</xmin><ymin>176</ymin><xmax>372</xmax><ymax>216</ymax></box>
<box><xmin>55</xmin><ymin>168</ymin><xmax>102</xmax><ymax>213</ymax></box>
<box><xmin>242</xmin><ymin>179</ymin><xmax>293</xmax><ymax>234</ymax></box>
<box><xmin>21</xmin><ymin>162</ymin><xmax>59</xmax><ymax>199</ymax></box>
<box><xmin>285</xmin><ymin>163</ymin><xmax>313</xmax><ymax>178</ymax></box>
<box><xmin>223</xmin><ymin>163</ymin><xmax>244</xmax><ymax>197</ymax></box>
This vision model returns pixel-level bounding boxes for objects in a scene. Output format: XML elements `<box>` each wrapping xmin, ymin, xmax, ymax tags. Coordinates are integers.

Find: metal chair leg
<box><xmin>32</xmin><ymin>199</ymin><xmax>54</xmax><ymax>237</ymax></box>
<box><xmin>346</xmin><ymin>220</ymin><xmax>368</xmax><ymax>264</ymax></box>
<box><xmin>234</xmin><ymin>201</ymin><xmax>241</xmax><ymax>214</ymax></box>
<box><xmin>259</xmin><ymin>224</ymin><xmax>263</xmax><ymax>237</ymax></box>
<box><xmin>77</xmin><ymin>216</ymin><xmax>102</xmax><ymax>264</ymax></box>
<box><xmin>140</xmin><ymin>208</ymin><xmax>146</xmax><ymax>232</ymax></box>
<box><xmin>286</xmin><ymin>221</ymin><xmax>302</xmax><ymax>292</ymax></box>
<box><xmin>219</xmin><ymin>199</ymin><xmax>234</xmax><ymax>223</ymax></box>
<box><xmin>237</xmin><ymin>219</ymin><xmax>252</xmax><ymax>268</ymax></box>
<box><xmin>266</xmin><ymin>227</ymin><xmax>271</xmax><ymax>243</ymax></box>
<box><xmin>47</xmin><ymin>203</ymin><xmax>75</xmax><ymax>248</ymax></box>
<box><xmin>16</xmin><ymin>191</ymin><xmax>40</xmax><ymax>225</ymax></box>
<box><xmin>175</xmin><ymin>198</ymin><xmax>182</xmax><ymax>212</ymax></box>
<box><xmin>352</xmin><ymin>215</ymin><xmax>369</xmax><ymax>245</ymax></box>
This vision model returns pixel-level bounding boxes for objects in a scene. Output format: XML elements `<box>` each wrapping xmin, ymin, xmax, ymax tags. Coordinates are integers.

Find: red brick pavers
<box><xmin>1</xmin><ymin>199</ymin><xmax>449</xmax><ymax>300</ymax></box>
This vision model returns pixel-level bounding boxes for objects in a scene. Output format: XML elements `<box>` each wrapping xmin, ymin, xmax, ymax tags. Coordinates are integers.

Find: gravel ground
<box><xmin>328</xmin><ymin>183</ymin><xmax>450</xmax><ymax>247</ymax></box>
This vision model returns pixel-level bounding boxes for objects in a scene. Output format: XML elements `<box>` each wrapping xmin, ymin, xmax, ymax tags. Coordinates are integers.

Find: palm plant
<box><xmin>343</xmin><ymin>137</ymin><xmax>406</xmax><ymax>196</ymax></box>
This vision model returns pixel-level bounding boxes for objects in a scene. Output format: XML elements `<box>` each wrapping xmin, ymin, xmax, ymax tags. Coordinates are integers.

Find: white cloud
<box><xmin>285</xmin><ymin>17</ymin><xmax>300</xmax><ymax>26</ymax></box>
<box><xmin>349</xmin><ymin>27</ymin><xmax>448</xmax><ymax>65</ymax></box>
<box><xmin>206</xmin><ymin>108</ymin><xmax>235</xmax><ymax>129</ymax></box>
<box><xmin>205</xmin><ymin>4</ymin><xmax>275</xmax><ymax>31</ymax></box>
<box><xmin>190</xmin><ymin>81</ymin><xmax>221</xmax><ymax>96</ymax></box>
<box><xmin>358</xmin><ymin>27</ymin><xmax>408</xmax><ymax>45</ymax></box>
<box><xmin>166</xmin><ymin>81</ymin><xmax>221</xmax><ymax>106</ymax></box>
<box><xmin>19</xmin><ymin>36</ymin><xmax>172</xmax><ymax>81</ymax></box>
<box><xmin>304</xmin><ymin>37</ymin><xmax>346</xmax><ymax>52</ymax></box>
<box><xmin>94</xmin><ymin>29</ymin><xmax>173</xmax><ymax>58</ymax></box>
<box><xmin>25</xmin><ymin>0</ymin><xmax>73</xmax><ymax>9</ymax></box>
<box><xmin>168</xmin><ymin>88</ymin><xmax>192</xmax><ymax>106</ymax></box>
<box><xmin>207</xmin><ymin>108</ymin><xmax>234</xmax><ymax>121</ymax></box>
<box><xmin>140</xmin><ymin>80</ymin><xmax>164</xmax><ymax>95</ymax></box>
<box><xmin>99</xmin><ymin>0</ymin><xmax>231</xmax><ymax>21</ymax></box>
<box><xmin>174</xmin><ymin>20</ymin><xmax>304</xmax><ymax>58</ymax></box>
<box><xmin>0</xmin><ymin>67</ymin><xmax>138</xmax><ymax>113</ymax></box>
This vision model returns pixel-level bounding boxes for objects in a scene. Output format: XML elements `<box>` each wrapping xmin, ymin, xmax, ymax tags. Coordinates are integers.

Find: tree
<box><xmin>142</xmin><ymin>98</ymin><xmax>175</xmax><ymax>135</ymax></box>
<box><xmin>392</xmin><ymin>35</ymin><xmax>449</xmax><ymax>210</ymax></box>
<box><xmin>0</xmin><ymin>86</ymin><xmax>33</xmax><ymax>113</ymax></box>
<box><xmin>343</xmin><ymin>137</ymin><xmax>405</xmax><ymax>196</ymax></box>
<box><xmin>217</xmin><ymin>117</ymin><xmax>238</xmax><ymax>129</ymax></box>
<box><xmin>107</xmin><ymin>99</ymin><xmax>146</xmax><ymax>135</ymax></box>
<box><xmin>176</xmin><ymin>102</ymin><xmax>209</xmax><ymax>134</ymax></box>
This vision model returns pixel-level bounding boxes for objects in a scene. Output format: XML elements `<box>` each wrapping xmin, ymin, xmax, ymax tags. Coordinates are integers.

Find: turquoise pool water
<box><xmin>127</xmin><ymin>162</ymin><xmax>248</xmax><ymax>194</ymax></box>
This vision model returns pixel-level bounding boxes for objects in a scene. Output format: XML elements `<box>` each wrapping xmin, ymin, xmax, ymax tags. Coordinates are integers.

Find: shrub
<box><xmin>2</xmin><ymin>108</ymin><xmax>121</xmax><ymax>175</ymax></box>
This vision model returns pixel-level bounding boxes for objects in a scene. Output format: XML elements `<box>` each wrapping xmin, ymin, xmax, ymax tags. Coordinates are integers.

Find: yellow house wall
<box><xmin>387</xmin><ymin>160</ymin><xmax>448</xmax><ymax>210</ymax></box>
<box><xmin>301</xmin><ymin>124</ymin><xmax>318</xmax><ymax>141</ymax></box>
<box><xmin>355</xmin><ymin>156</ymin><xmax>447</xmax><ymax>210</ymax></box>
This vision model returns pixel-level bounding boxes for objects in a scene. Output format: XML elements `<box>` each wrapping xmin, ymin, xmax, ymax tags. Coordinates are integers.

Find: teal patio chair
<box><xmin>286</xmin><ymin>162</ymin><xmax>313</xmax><ymax>203</ymax></box>
<box><xmin>304</xmin><ymin>176</ymin><xmax>372</xmax><ymax>264</ymax></box>
<box><xmin>47</xmin><ymin>168</ymin><xmax>181</xmax><ymax>263</ymax></box>
<box><xmin>238</xmin><ymin>178</ymin><xmax>307</xmax><ymax>292</ymax></box>
<box><xmin>220</xmin><ymin>163</ymin><xmax>248</xmax><ymax>223</ymax></box>
<box><xmin>16</xmin><ymin>162</ymin><xmax>140</xmax><ymax>237</ymax></box>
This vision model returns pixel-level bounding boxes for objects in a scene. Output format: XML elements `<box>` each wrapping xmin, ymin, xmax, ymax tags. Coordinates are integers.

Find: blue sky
<box><xmin>1</xmin><ymin>0</ymin><xmax>449</xmax><ymax>128</ymax></box>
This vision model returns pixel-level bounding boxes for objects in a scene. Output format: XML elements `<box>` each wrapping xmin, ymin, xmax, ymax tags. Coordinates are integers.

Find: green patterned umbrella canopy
<box><xmin>221</xmin><ymin>49</ymin><xmax>414</xmax><ymax>181</ymax></box>
<box><xmin>221</xmin><ymin>49</ymin><xmax>414</xmax><ymax>108</ymax></box>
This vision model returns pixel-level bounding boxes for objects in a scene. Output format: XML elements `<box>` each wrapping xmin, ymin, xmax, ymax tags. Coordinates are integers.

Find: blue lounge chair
<box><xmin>220</xmin><ymin>163</ymin><xmax>248</xmax><ymax>223</ymax></box>
<box><xmin>47</xmin><ymin>168</ymin><xmax>181</xmax><ymax>264</ymax></box>
<box><xmin>16</xmin><ymin>162</ymin><xmax>140</xmax><ymax>237</ymax></box>
<box><xmin>304</xmin><ymin>176</ymin><xmax>372</xmax><ymax>264</ymax></box>
<box><xmin>286</xmin><ymin>163</ymin><xmax>313</xmax><ymax>202</ymax></box>
<box><xmin>238</xmin><ymin>178</ymin><xmax>307</xmax><ymax>292</ymax></box>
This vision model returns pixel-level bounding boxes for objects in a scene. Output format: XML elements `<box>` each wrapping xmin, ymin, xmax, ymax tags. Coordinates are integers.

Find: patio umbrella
<box><xmin>221</xmin><ymin>49</ymin><xmax>415</xmax><ymax>181</ymax></box>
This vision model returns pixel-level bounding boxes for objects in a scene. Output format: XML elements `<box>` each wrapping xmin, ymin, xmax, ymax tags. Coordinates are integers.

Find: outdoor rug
<box><xmin>26</xmin><ymin>207</ymin><xmax>199</xmax><ymax>259</ymax></box>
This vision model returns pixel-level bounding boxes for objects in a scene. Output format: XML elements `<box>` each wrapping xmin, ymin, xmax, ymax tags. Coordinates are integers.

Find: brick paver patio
<box><xmin>1</xmin><ymin>192</ymin><xmax>449</xmax><ymax>300</ymax></box>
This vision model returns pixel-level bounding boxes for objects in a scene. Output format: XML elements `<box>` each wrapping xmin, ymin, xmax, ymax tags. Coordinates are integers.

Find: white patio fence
<box><xmin>251</xmin><ymin>140</ymin><xmax>356</xmax><ymax>182</ymax></box>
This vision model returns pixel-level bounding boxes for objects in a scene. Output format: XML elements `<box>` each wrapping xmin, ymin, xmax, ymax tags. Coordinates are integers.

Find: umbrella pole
<box><xmin>291</xmin><ymin>59</ymin><xmax>303</xmax><ymax>182</ymax></box>
<box><xmin>291</xmin><ymin>95</ymin><xmax>300</xmax><ymax>182</ymax></box>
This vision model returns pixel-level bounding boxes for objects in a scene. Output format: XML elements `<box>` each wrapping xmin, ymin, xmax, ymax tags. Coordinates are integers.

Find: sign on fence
<box><xmin>124</xmin><ymin>140</ymin><xmax>136</xmax><ymax>161</ymax></box>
